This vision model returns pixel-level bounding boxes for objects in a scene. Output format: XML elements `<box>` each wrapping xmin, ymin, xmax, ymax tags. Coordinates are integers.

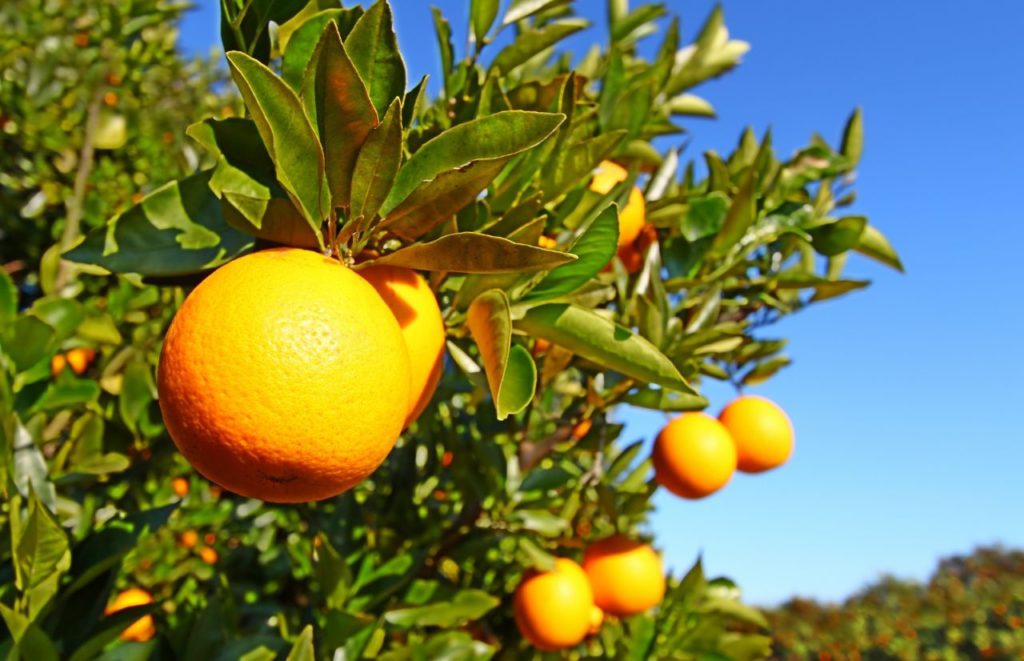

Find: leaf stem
<box><xmin>327</xmin><ymin>208</ymin><xmax>338</xmax><ymax>259</ymax></box>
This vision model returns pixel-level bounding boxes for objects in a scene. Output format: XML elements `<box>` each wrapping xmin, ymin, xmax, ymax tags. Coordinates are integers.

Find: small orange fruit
<box><xmin>171</xmin><ymin>477</ymin><xmax>189</xmax><ymax>498</ymax></box>
<box><xmin>104</xmin><ymin>588</ymin><xmax>156</xmax><ymax>642</ymax></box>
<box><xmin>66</xmin><ymin>347</ymin><xmax>96</xmax><ymax>375</ymax></box>
<box><xmin>587</xmin><ymin>605</ymin><xmax>604</xmax><ymax>635</ymax></box>
<box><xmin>203</xmin><ymin>532</ymin><xmax>216</xmax><ymax>545</ymax></box>
<box><xmin>50</xmin><ymin>354</ymin><xmax>67</xmax><ymax>377</ymax></box>
<box><xmin>718</xmin><ymin>395</ymin><xmax>795</xmax><ymax>473</ymax></box>
<box><xmin>589</xmin><ymin>161</ymin><xmax>645</xmax><ymax>248</ymax></box>
<box><xmin>441</xmin><ymin>450</ymin><xmax>454</xmax><ymax>468</ymax></box>
<box><xmin>157</xmin><ymin>248</ymin><xmax>411</xmax><ymax>503</ymax></box>
<box><xmin>180</xmin><ymin>530</ymin><xmax>199</xmax><ymax>549</ymax></box>
<box><xmin>571</xmin><ymin>419</ymin><xmax>593</xmax><ymax>441</ymax></box>
<box><xmin>653</xmin><ymin>413</ymin><xmax>737</xmax><ymax>499</ymax></box>
<box><xmin>199</xmin><ymin>546</ymin><xmax>218</xmax><ymax>565</ymax></box>
<box><xmin>359</xmin><ymin>265</ymin><xmax>445</xmax><ymax>425</ymax></box>
<box><xmin>514</xmin><ymin>558</ymin><xmax>594</xmax><ymax>650</ymax></box>
<box><xmin>538</xmin><ymin>235</ymin><xmax>558</xmax><ymax>249</ymax></box>
<box><xmin>532</xmin><ymin>338</ymin><xmax>551</xmax><ymax>357</ymax></box>
<box><xmin>582</xmin><ymin>536</ymin><xmax>665</xmax><ymax>616</ymax></box>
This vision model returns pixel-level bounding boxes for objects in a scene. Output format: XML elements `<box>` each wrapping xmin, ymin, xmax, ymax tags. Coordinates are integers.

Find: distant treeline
<box><xmin>767</xmin><ymin>546</ymin><xmax>1024</xmax><ymax>660</ymax></box>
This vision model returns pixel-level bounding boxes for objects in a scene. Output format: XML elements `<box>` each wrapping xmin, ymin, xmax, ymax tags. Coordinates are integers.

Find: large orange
<box><xmin>359</xmin><ymin>265</ymin><xmax>445</xmax><ymax>425</ymax></box>
<box><xmin>157</xmin><ymin>248</ymin><xmax>411</xmax><ymax>503</ymax></box>
<box><xmin>514</xmin><ymin>558</ymin><xmax>594</xmax><ymax>650</ymax></box>
<box><xmin>589</xmin><ymin>160</ymin><xmax>645</xmax><ymax>248</ymax></box>
<box><xmin>653</xmin><ymin>413</ymin><xmax>737</xmax><ymax>499</ymax></box>
<box><xmin>582</xmin><ymin>536</ymin><xmax>665</xmax><ymax>616</ymax></box>
<box><xmin>104</xmin><ymin>588</ymin><xmax>156</xmax><ymax>642</ymax></box>
<box><xmin>719</xmin><ymin>395</ymin><xmax>794</xmax><ymax>473</ymax></box>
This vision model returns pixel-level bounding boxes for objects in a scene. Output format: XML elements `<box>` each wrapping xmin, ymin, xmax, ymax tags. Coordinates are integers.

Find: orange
<box><xmin>50</xmin><ymin>354</ymin><xmax>67</xmax><ymax>377</ymax></box>
<box><xmin>514</xmin><ymin>558</ymin><xmax>594</xmax><ymax>650</ymax></box>
<box><xmin>582</xmin><ymin>536</ymin><xmax>665</xmax><ymax>616</ymax></box>
<box><xmin>653</xmin><ymin>413</ymin><xmax>737</xmax><ymax>499</ymax></box>
<box><xmin>66</xmin><ymin>347</ymin><xmax>95</xmax><ymax>374</ymax></box>
<box><xmin>180</xmin><ymin>530</ymin><xmax>199</xmax><ymax>549</ymax></box>
<box><xmin>171</xmin><ymin>477</ymin><xmax>189</xmax><ymax>497</ymax></box>
<box><xmin>531</xmin><ymin>338</ymin><xmax>551</xmax><ymax>357</ymax></box>
<box><xmin>105</xmin><ymin>588</ymin><xmax>156</xmax><ymax>642</ymax></box>
<box><xmin>538</xmin><ymin>235</ymin><xmax>558</xmax><ymax>249</ymax></box>
<box><xmin>589</xmin><ymin>160</ymin><xmax>645</xmax><ymax>248</ymax></box>
<box><xmin>199</xmin><ymin>546</ymin><xmax>218</xmax><ymax>565</ymax></box>
<box><xmin>571</xmin><ymin>418</ymin><xmax>593</xmax><ymax>440</ymax></box>
<box><xmin>359</xmin><ymin>265</ymin><xmax>445</xmax><ymax>425</ymax></box>
<box><xmin>719</xmin><ymin>395</ymin><xmax>794</xmax><ymax>473</ymax></box>
<box><xmin>588</xmin><ymin>605</ymin><xmax>604</xmax><ymax>635</ymax></box>
<box><xmin>607</xmin><ymin>223</ymin><xmax>658</xmax><ymax>274</ymax></box>
<box><xmin>157</xmin><ymin>248</ymin><xmax>411</xmax><ymax>503</ymax></box>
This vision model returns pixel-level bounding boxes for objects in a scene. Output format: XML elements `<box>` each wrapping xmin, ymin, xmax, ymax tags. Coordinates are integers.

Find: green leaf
<box><xmin>14</xmin><ymin>492</ymin><xmax>71</xmax><ymax>619</ymax></box>
<box><xmin>119</xmin><ymin>360</ymin><xmax>156</xmax><ymax>434</ymax></box>
<box><xmin>516</xmin><ymin>304</ymin><xmax>691</xmax><ymax>391</ymax></box>
<box><xmin>0</xmin><ymin>603</ymin><xmax>59</xmax><ymax>661</ymax></box>
<box><xmin>504</xmin><ymin>0</ymin><xmax>572</xmax><ymax>25</ymax></box>
<box><xmin>363</xmin><ymin>233</ymin><xmax>574</xmax><ymax>273</ymax></box>
<box><xmin>286</xmin><ymin>625</ymin><xmax>315</xmax><ymax>661</ymax></box>
<box><xmin>11</xmin><ymin>423</ymin><xmax>56</xmax><ymax>510</ymax></box>
<box><xmin>345</xmin><ymin>0</ymin><xmax>406</xmax><ymax>118</ymax></box>
<box><xmin>384</xmin><ymin>590</ymin><xmax>500</xmax><ymax>628</ymax></box>
<box><xmin>382</xmin><ymin>111</ymin><xmax>564</xmax><ymax>214</ymax></box>
<box><xmin>809</xmin><ymin>279</ymin><xmax>870</xmax><ymax>303</ymax></box>
<box><xmin>841</xmin><ymin>107</ymin><xmax>863</xmax><ymax>167</ymax></box>
<box><xmin>0</xmin><ymin>269</ymin><xmax>16</xmax><ymax>327</ymax></box>
<box><xmin>3</xmin><ymin>316</ymin><xmax>56</xmax><ymax>373</ymax></box>
<box><xmin>681</xmin><ymin>192</ymin><xmax>729</xmax><ymax>241</ymax></box>
<box><xmin>301</xmin><ymin>21</ymin><xmax>379</xmax><ymax>209</ymax></box>
<box><xmin>31</xmin><ymin>378</ymin><xmax>101</xmax><ymax>414</ymax></box>
<box><xmin>510</xmin><ymin>509</ymin><xmax>567</xmax><ymax>536</ymax></box>
<box><xmin>281</xmin><ymin>8</ymin><xmax>365</xmax><ymax>90</ymax></box>
<box><xmin>625</xmin><ymin>388</ymin><xmax>709</xmax><ymax>412</ymax></box>
<box><xmin>467</xmin><ymin>290</ymin><xmax>536</xmax><ymax>420</ymax></box>
<box><xmin>709</xmin><ymin>162</ymin><xmax>757</xmax><ymax>258</ymax></box>
<box><xmin>542</xmin><ymin>131</ymin><xmax>627</xmax><ymax>202</ymax></box>
<box><xmin>808</xmin><ymin>216</ymin><xmax>867</xmax><ymax>256</ymax></box>
<box><xmin>491</xmin><ymin>19</ymin><xmax>588</xmax><ymax>74</ymax></box>
<box><xmin>855</xmin><ymin>223</ymin><xmax>904</xmax><ymax>272</ymax></box>
<box><xmin>741</xmin><ymin>356</ymin><xmax>791</xmax><ymax>386</ymax></box>
<box><xmin>227</xmin><ymin>51</ymin><xmax>330</xmax><ymax>234</ymax></box>
<box><xmin>315</xmin><ymin>534</ymin><xmax>351</xmax><ymax>610</ymax></box>
<box><xmin>68</xmin><ymin>604</ymin><xmax>158</xmax><ymax>661</ymax></box>
<box><xmin>704</xmin><ymin>598</ymin><xmax>769</xmax><ymax>629</ymax></box>
<box><xmin>431</xmin><ymin>8</ymin><xmax>454</xmax><ymax>94</ymax></box>
<box><xmin>667</xmin><ymin>93</ymin><xmax>716</xmax><ymax>117</ymax></box>
<box><xmin>471</xmin><ymin>0</ymin><xmax>499</xmax><ymax>44</ymax></box>
<box><xmin>381</xmin><ymin>158</ymin><xmax>509</xmax><ymax>240</ymax></box>
<box><xmin>523</xmin><ymin>205</ymin><xmax>619</xmax><ymax>302</ymax></box>
<box><xmin>65</xmin><ymin>171</ymin><xmax>252</xmax><ymax>276</ymax></box>
<box><xmin>350</xmin><ymin>99</ymin><xmax>403</xmax><ymax>224</ymax></box>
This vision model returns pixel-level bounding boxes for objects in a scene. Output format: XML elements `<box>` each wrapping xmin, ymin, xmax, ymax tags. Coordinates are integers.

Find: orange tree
<box><xmin>0</xmin><ymin>0</ymin><xmax>902</xmax><ymax>658</ymax></box>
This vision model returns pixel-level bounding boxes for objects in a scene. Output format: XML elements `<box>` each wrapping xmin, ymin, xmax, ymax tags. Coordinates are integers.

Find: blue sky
<box><xmin>178</xmin><ymin>1</ymin><xmax>1024</xmax><ymax>605</ymax></box>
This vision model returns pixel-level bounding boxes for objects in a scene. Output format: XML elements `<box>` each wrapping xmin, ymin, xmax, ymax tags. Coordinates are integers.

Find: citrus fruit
<box><xmin>514</xmin><ymin>558</ymin><xmax>594</xmax><ymax>650</ymax></box>
<box><xmin>157</xmin><ymin>248</ymin><xmax>411</xmax><ymax>503</ymax></box>
<box><xmin>719</xmin><ymin>395</ymin><xmax>794</xmax><ymax>473</ymax></box>
<box><xmin>582</xmin><ymin>536</ymin><xmax>665</xmax><ymax>616</ymax></box>
<box><xmin>359</xmin><ymin>265</ymin><xmax>445</xmax><ymax>425</ymax></box>
<box><xmin>180</xmin><ymin>530</ymin><xmax>198</xmax><ymax>549</ymax></box>
<box><xmin>105</xmin><ymin>588</ymin><xmax>156</xmax><ymax>642</ymax></box>
<box><xmin>588</xmin><ymin>605</ymin><xmax>604</xmax><ymax>635</ymax></box>
<box><xmin>589</xmin><ymin>160</ymin><xmax>645</xmax><ymax>248</ymax></box>
<box><xmin>171</xmin><ymin>477</ymin><xmax>189</xmax><ymax>497</ymax></box>
<box><xmin>50</xmin><ymin>354</ymin><xmax>66</xmax><ymax>377</ymax></box>
<box><xmin>532</xmin><ymin>338</ymin><xmax>551</xmax><ymax>357</ymax></box>
<box><xmin>653</xmin><ymin>413</ymin><xmax>737</xmax><ymax>499</ymax></box>
<box><xmin>199</xmin><ymin>547</ymin><xmax>218</xmax><ymax>565</ymax></box>
<box><xmin>571</xmin><ymin>418</ymin><xmax>593</xmax><ymax>440</ymax></box>
<box><xmin>608</xmin><ymin>223</ymin><xmax>657</xmax><ymax>274</ymax></box>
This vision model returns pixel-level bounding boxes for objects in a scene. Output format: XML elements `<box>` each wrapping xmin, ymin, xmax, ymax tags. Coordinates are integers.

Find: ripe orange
<box><xmin>589</xmin><ymin>160</ymin><xmax>645</xmax><ymax>248</ymax></box>
<box><xmin>607</xmin><ymin>223</ymin><xmax>658</xmax><ymax>274</ymax></box>
<box><xmin>105</xmin><ymin>588</ymin><xmax>156</xmax><ymax>642</ymax></box>
<box><xmin>538</xmin><ymin>235</ymin><xmax>558</xmax><ymax>249</ymax></box>
<box><xmin>571</xmin><ymin>418</ymin><xmax>593</xmax><ymax>440</ymax></box>
<box><xmin>719</xmin><ymin>395</ymin><xmax>795</xmax><ymax>473</ymax></box>
<box><xmin>66</xmin><ymin>347</ymin><xmax>95</xmax><ymax>374</ymax></box>
<box><xmin>199</xmin><ymin>546</ymin><xmax>218</xmax><ymax>565</ymax></box>
<box><xmin>50</xmin><ymin>354</ymin><xmax>67</xmax><ymax>377</ymax></box>
<box><xmin>157</xmin><ymin>248</ymin><xmax>411</xmax><ymax>503</ymax></box>
<box><xmin>180</xmin><ymin>530</ymin><xmax>199</xmax><ymax>549</ymax></box>
<box><xmin>582</xmin><ymin>536</ymin><xmax>665</xmax><ymax>616</ymax></box>
<box><xmin>587</xmin><ymin>605</ymin><xmax>604</xmax><ymax>635</ymax></box>
<box><xmin>359</xmin><ymin>265</ymin><xmax>445</xmax><ymax>425</ymax></box>
<box><xmin>171</xmin><ymin>477</ymin><xmax>189</xmax><ymax>498</ymax></box>
<box><xmin>514</xmin><ymin>558</ymin><xmax>594</xmax><ymax>650</ymax></box>
<box><xmin>532</xmin><ymin>338</ymin><xmax>551</xmax><ymax>357</ymax></box>
<box><xmin>653</xmin><ymin>413</ymin><xmax>737</xmax><ymax>499</ymax></box>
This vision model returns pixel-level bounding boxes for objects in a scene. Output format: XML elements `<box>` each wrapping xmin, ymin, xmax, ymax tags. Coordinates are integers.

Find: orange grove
<box><xmin>582</xmin><ymin>536</ymin><xmax>665</xmax><ymax>616</ymax></box>
<box><xmin>653</xmin><ymin>413</ymin><xmax>737</xmax><ymax>499</ymax></box>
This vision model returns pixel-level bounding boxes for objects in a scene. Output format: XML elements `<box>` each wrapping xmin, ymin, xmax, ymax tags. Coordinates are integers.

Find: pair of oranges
<box><xmin>156</xmin><ymin>249</ymin><xmax>446</xmax><ymax>503</ymax></box>
<box><xmin>654</xmin><ymin>396</ymin><xmax>795</xmax><ymax>499</ymax></box>
<box><xmin>50</xmin><ymin>347</ymin><xmax>95</xmax><ymax>377</ymax></box>
<box><xmin>515</xmin><ymin>536</ymin><xmax>666</xmax><ymax>650</ymax></box>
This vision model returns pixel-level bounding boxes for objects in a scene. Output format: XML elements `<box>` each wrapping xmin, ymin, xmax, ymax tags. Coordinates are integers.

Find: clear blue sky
<box><xmin>178</xmin><ymin>1</ymin><xmax>1024</xmax><ymax>605</ymax></box>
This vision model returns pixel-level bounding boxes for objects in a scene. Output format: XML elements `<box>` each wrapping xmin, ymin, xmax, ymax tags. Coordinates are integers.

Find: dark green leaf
<box><xmin>710</xmin><ymin>165</ymin><xmax>757</xmax><ymax>258</ymax></box>
<box><xmin>364</xmin><ymin>233</ymin><xmax>574</xmax><ymax>273</ymax></box>
<box><xmin>65</xmin><ymin>171</ymin><xmax>252</xmax><ymax>276</ymax></box>
<box><xmin>227</xmin><ymin>51</ymin><xmax>330</xmax><ymax>234</ymax></box>
<box><xmin>345</xmin><ymin>0</ymin><xmax>406</xmax><ymax>118</ymax></box>
<box><xmin>382</xmin><ymin>111</ymin><xmax>564</xmax><ymax>214</ymax></box>
<box><xmin>3</xmin><ymin>316</ymin><xmax>56</xmax><ymax>373</ymax></box>
<box><xmin>516</xmin><ymin>304</ymin><xmax>691</xmax><ymax>391</ymax></box>
<box><xmin>523</xmin><ymin>205</ymin><xmax>618</xmax><ymax>302</ymax></box>
<box><xmin>491</xmin><ymin>19</ymin><xmax>588</xmax><ymax>74</ymax></box>
<box><xmin>0</xmin><ymin>604</ymin><xmax>59</xmax><ymax>661</ymax></box>
<box><xmin>0</xmin><ymin>269</ymin><xmax>16</xmax><ymax>327</ymax></box>
<box><xmin>350</xmin><ymin>98</ymin><xmax>402</xmax><ymax>223</ymax></box>
<box><xmin>281</xmin><ymin>8</ymin><xmax>365</xmax><ymax>89</ymax></box>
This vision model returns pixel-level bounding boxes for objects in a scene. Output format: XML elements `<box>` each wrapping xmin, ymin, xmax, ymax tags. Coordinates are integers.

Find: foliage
<box><xmin>0</xmin><ymin>0</ymin><xmax>901</xmax><ymax>658</ymax></box>
<box><xmin>768</xmin><ymin>546</ymin><xmax>1024</xmax><ymax>660</ymax></box>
